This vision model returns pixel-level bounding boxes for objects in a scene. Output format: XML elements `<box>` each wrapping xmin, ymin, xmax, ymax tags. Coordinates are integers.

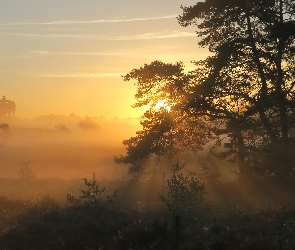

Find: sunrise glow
<box><xmin>0</xmin><ymin>0</ymin><xmax>207</xmax><ymax>119</ymax></box>
<box><xmin>154</xmin><ymin>100</ymin><xmax>171</xmax><ymax>112</ymax></box>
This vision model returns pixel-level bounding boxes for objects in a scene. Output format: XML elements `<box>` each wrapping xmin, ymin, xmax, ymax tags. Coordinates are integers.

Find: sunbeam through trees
<box><xmin>116</xmin><ymin>0</ymin><xmax>295</xmax><ymax>182</ymax></box>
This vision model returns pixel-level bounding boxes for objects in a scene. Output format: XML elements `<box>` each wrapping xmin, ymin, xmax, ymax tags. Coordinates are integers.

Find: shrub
<box><xmin>160</xmin><ymin>163</ymin><xmax>205</xmax><ymax>217</ymax></box>
<box><xmin>67</xmin><ymin>178</ymin><xmax>118</xmax><ymax>206</ymax></box>
<box><xmin>54</xmin><ymin>123</ymin><xmax>71</xmax><ymax>133</ymax></box>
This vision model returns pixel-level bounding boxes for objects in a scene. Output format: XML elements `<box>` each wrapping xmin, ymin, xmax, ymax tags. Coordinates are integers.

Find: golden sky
<box><xmin>0</xmin><ymin>0</ymin><xmax>209</xmax><ymax>119</ymax></box>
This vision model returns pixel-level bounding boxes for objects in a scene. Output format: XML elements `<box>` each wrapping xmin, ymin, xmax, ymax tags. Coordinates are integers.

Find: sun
<box><xmin>154</xmin><ymin>100</ymin><xmax>171</xmax><ymax>112</ymax></box>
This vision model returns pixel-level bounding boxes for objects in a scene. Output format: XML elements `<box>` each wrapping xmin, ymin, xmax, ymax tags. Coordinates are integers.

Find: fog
<box><xmin>1</xmin><ymin>114</ymin><xmax>142</xmax><ymax>179</ymax></box>
<box><xmin>1</xmin><ymin>114</ymin><xmax>293</xmax><ymax>208</ymax></box>
<box><xmin>0</xmin><ymin>114</ymin><xmax>145</xmax><ymax>200</ymax></box>
<box><xmin>0</xmin><ymin>113</ymin><xmax>223</xmax><ymax>203</ymax></box>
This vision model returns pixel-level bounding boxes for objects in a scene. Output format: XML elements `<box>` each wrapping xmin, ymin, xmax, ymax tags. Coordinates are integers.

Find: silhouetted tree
<box><xmin>178</xmin><ymin>0</ymin><xmax>295</xmax><ymax>178</ymax></box>
<box><xmin>55</xmin><ymin>123</ymin><xmax>71</xmax><ymax>133</ymax></box>
<box><xmin>115</xmin><ymin>62</ymin><xmax>212</xmax><ymax>172</ymax></box>
<box><xmin>0</xmin><ymin>96</ymin><xmax>16</xmax><ymax>117</ymax></box>
<box><xmin>116</xmin><ymin>1</ymin><xmax>295</xmax><ymax>180</ymax></box>
<box><xmin>78</xmin><ymin>116</ymin><xmax>100</xmax><ymax>130</ymax></box>
<box><xmin>0</xmin><ymin>123</ymin><xmax>10</xmax><ymax>142</ymax></box>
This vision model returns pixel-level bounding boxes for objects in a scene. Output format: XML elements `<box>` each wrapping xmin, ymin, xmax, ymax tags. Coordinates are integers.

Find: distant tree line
<box><xmin>54</xmin><ymin>116</ymin><xmax>100</xmax><ymax>133</ymax></box>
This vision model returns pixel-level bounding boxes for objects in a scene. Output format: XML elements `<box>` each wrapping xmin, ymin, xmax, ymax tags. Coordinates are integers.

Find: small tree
<box><xmin>67</xmin><ymin>178</ymin><xmax>118</xmax><ymax>206</ymax></box>
<box><xmin>55</xmin><ymin>123</ymin><xmax>71</xmax><ymax>133</ymax></box>
<box><xmin>160</xmin><ymin>164</ymin><xmax>205</xmax><ymax>250</ymax></box>
<box><xmin>78</xmin><ymin>116</ymin><xmax>100</xmax><ymax>130</ymax></box>
<box><xmin>160</xmin><ymin>163</ymin><xmax>205</xmax><ymax>217</ymax></box>
<box><xmin>0</xmin><ymin>96</ymin><xmax>16</xmax><ymax>117</ymax></box>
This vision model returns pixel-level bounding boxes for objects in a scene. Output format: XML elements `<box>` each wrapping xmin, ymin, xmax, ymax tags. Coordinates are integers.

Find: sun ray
<box><xmin>154</xmin><ymin>100</ymin><xmax>171</xmax><ymax>112</ymax></box>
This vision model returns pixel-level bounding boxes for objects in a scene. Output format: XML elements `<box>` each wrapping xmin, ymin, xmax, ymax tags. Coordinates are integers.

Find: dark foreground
<box><xmin>0</xmin><ymin>177</ymin><xmax>295</xmax><ymax>250</ymax></box>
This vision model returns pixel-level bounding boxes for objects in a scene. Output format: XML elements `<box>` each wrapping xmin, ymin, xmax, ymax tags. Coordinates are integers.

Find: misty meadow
<box><xmin>2</xmin><ymin>0</ymin><xmax>295</xmax><ymax>249</ymax></box>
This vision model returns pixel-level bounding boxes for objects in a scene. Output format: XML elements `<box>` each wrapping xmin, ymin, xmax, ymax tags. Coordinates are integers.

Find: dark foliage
<box><xmin>117</xmin><ymin>0</ymin><xmax>295</xmax><ymax>182</ymax></box>
<box><xmin>0</xmin><ymin>96</ymin><xmax>16</xmax><ymax>117</ymax></box>
<box><xmin>0</xmin><ymin>194</ymin><xmax>295</xmax><ymax>250</ymax></box>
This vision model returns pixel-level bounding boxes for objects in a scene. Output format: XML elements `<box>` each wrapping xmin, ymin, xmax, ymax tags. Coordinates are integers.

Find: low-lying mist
<box><xmin>0</xmin><ymin>114</ymin><xmax>143</xmax><ymax>200</ymax></box>
<box><xmin>1</xmin><ymin>114</ymin><xmax>294</xmax><ymax>209</ymax></box>
<box><xmin>1</xmin><ymin>115</ymin><xmax>295</xmax><ymax>250</ymax></box>
<box><xmin>1</xmin><ymin>114</ymin><xmax>141</xmax><ymax>178</ymax></box>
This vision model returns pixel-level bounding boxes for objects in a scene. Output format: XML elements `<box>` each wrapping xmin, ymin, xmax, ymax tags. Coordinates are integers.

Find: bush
<box><xmin>54</xmin><ymin>123</ymin><xmax>71</xmax><ymax>133</ymax></box>
<box><xmin>67</xmin><ymin>178</ymin><xmax>118</xmax><ymax>206</ymax></box>
<box><xmin>160</xmin><ymin>163</ymin><xmax>205</xmax><ymax>217</ymax></box>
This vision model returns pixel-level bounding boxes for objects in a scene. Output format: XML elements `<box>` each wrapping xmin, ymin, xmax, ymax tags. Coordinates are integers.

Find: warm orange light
<box><xmin>154</xmin><ymin>100</ymin><xmax>171</xmax><ymax>112</ymax></box>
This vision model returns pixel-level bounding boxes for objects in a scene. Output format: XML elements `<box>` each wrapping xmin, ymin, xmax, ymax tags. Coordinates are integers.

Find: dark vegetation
<box><xmin>1</xmin><ymin>0</ymin><xmax>295</xmax><ymax>249</ymax></box>
<box><xmin>116</xmin><ymin>0</ymin><xmax>295</xmax><ymax>181</ymax></box>
<box><xmin>0</xmin><ymin>96</ymin><xmax>16</xmax><ymax>117</ymax></box>
<box><xmin>0</xmin><ymin>170</ymin><xmax>295</xmax><ymax>250</ymax></box>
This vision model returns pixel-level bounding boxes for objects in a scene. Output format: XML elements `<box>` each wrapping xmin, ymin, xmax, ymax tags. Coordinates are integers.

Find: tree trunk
<box><xmin>275</xmin><ymin>0</ymin><xmax>289</xmax><ymax>146</ymax></box>
<box><xmin>230</xmin><ymin>120</ymin><xmax>247</xmax><ymax>174</ymax></box>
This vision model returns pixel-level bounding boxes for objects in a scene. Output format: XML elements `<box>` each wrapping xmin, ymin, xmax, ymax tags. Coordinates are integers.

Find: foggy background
<box><xmin>0</xmin><ymin>114</ymin><xmax>141</xmax><ymax>179</ymax></box>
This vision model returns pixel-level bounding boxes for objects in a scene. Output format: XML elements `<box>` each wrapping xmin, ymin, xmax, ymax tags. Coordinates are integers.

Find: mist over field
<box><xmin>0</xmin><ymin>112</ymin><xmax>241</xmax><ymax>207</ymax></box>
<box><xmin>0</xmin><ymin>114</ymin><xmax>141</xmax><ymax>179</ymax></box>
<box><xmin>0</xmin><ymin>114</ymin><xmax>145</xmax><ymax>201</ymax></box>
<box><xmin>0</xmin><ymin>112</ymin><xmax>291</xmax><ymax>205</ymax></box>
<box><xmin>2</xmin><ymin>0</ymin><xmax>295</xmax><ymax>248</ymax></box>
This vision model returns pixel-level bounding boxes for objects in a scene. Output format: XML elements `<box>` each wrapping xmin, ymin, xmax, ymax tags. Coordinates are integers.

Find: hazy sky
<box><xmin>0</xmin><ymin>0</ymin><xmax>209</xmax><ymax>119</ymax></box>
